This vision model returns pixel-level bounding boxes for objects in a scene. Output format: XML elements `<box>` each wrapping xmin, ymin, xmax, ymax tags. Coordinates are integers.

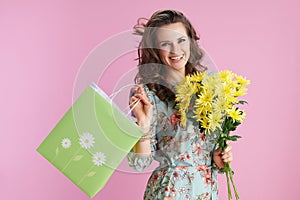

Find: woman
<box><xmin>127</xmin><ymin>9</ymin><xmax>233</xmax><ymax>200</ymax></box>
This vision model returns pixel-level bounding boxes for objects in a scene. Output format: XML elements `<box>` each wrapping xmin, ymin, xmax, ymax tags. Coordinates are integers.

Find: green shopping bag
<box><xmin>37</xmin><ymin>83</ymin><xmax>143</xmax><ymax>198</ymax></box>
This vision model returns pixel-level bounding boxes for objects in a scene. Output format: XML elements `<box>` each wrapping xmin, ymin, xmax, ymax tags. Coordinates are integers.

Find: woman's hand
<box><xmin>129</xmin><ymin>86</ymin><xmax>153</xmax><ymax>131</ymax></box>
<box><xmin>213</xmin><ymin>141</ymin><xmax>233</xmax><ymax>168</ymax></box>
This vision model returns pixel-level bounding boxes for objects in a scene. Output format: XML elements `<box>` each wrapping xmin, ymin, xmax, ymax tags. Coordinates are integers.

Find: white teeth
<box><xmin>170</xmin><ymin>55</ymin><xmax>183</xmax><ymax>60</ymax></box>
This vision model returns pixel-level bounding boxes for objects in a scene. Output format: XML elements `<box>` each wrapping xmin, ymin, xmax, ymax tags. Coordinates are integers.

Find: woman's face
<box><xmin>156</xmin><ymin>22</ymin><xmax>190</xmax><ymax>74</ymax></box>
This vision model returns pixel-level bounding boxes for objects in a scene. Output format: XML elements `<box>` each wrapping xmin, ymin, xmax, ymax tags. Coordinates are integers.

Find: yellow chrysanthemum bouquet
<box><xmin>175</xmin><ymin>70</ymin><xmax>250</xmax><ymax>200</ymax></box>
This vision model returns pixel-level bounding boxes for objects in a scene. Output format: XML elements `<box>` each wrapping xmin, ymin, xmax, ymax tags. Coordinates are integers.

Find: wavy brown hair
<box><xmin>134</xmin><ymin>9</ymin><xmax>207</xmax><ymax>102</ymax></box>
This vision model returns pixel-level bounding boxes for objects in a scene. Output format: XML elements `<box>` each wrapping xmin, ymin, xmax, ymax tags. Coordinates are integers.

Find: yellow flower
<box><xmin>190</xmin><ymin>71</ymin><xmax>204</xmax><ymax>82</ymax></box>
<box><xmin>227</xmin><ymin>106</ymin><xmax>245</xmax><ymax>122</ymax></box>
<box><xmin>208</xmin><ymin>112</ymin><xmax>223</xmax><ymax>132</ymax></box>
<box><xmin>202</xmin><ymin>82</ymin><xmax>215</xmax><ymax>97</ymax></box>
<box><xmin>180</xmin><ymin>113</ymin><xmax>187</xmax><ymax>127</ymax></box>
<box><xmin>234</xmin><ymin>74</ymin><xmax>250</xmax><ymax>87</ymax></box>
<box><xmin>222</xmin><ymin>82</ymin><xmax>234</xmax><ymax>97</ymax></box>
<box><xmin>176</xmin><ymin>79</ymin><xmax>195</xmax><ymax>103</ymax></box>
<box><xmin>175</xmin><ymin>70</ymin><xmax>249</xmax><ymax>137</ymax></box>
<box><xmin>175</xmin><ymin>76</ymin><xmax>199</xmax><ymax>127</ymax></box>
<box><xmin>175</xmin><ymin>80</ymin><xmax>196</xmax><ymax>103</ymax></box>
<box><xmin>194</xmin><ymin>98</ymin><xmax>212</xmax><ymax>116</ymax></box>
<box><xmin>193</xmin><ymin>107</ymin><xmax>204</xmax><ymax>120</ymax></box>
<box><xmin>213</xmin><ymin>97</ymin><xmax>229</xmax><ymax>113</ymax></box>
<box><xmin>226</xmin><ymin>94</ymin><xmax>238</xmax><ymax>105</ymax></box>
<box><xmin>219</xmin><ymin>70</ymin><xmax>234</xmax><ymax>82</ymax></box>
<box><xmin>201</xmin><ymin>73</ymin><xmax>221</xmax><ymax>95</ymax></box>
<box><xmin>197</xmin><ymin>89</ymin><xmax>213</xmax><ymax>107</ymax></box>
<box><xmin>200</xmin><ymin>117</ymin><xmax>211</xmax><ymax>130</ymax></box>
<box><xmin>233</xmin><ymin>87</ymin><xmax>248</xmax><ymax>97</ymax></box>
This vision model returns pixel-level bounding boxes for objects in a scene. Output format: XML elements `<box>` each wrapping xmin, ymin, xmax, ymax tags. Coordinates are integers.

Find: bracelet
<box><xmin>139</xmin><ymin>133</ymin><xmax>151</xmax><ymax>142</ymax></box>
<box><xmin>135</xmin><ymin>122</ymin><xmax>150</xmax><ymax>134</ymax></box>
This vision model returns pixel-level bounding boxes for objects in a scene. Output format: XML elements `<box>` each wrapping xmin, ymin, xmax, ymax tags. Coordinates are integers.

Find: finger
<box><xmin>223</xmin><ymin>159</ymin><xmax>232</xmax><ymax>163</ymax></box>
<box><xmin>138</xmin><ymin>87</ymin><xmax>147</xmax><ymax>98</ymax></box>
<box><xmin>214</xmin><ymin>148</ymin><xmax>223</xmax><ymax>156</ymax></box>
<box><xmin>129</xmin><ymin>96</ymin><xmax>136</xmax><ymax>104</ymax></box>
<box><xmin>134</xmin><ymin>86</ymin><xmax>146</xmax><ymax>97</ymax></box>
<box><xmin>136</xmin><ymin>85</ymin><xmax>145</xmax><ymax>94</ymax></box>
<box><xmin>222</xmin><ymin>152</ymin><xmax>232</xmax><ymax>160</ymax></box>
<box><xmin>130</xmin><ymin>98</ymin><xmax>141</xmax><ymax>112</ymax></box>
<box><xmin>222</xmin><ymin>153</ymin><xmax>233</xmax><ymax>163</ymax></box>
<box><xmin>223</xmin><ymin>156</ymin><xmax>233</xmax><ymax>163</ymax></box>
<box><xmin>222</xmin><ymin>158</ymin><xmax>232</xmax><ymax>163</ymax></box>
<box><xmin>222</xmin><ymin>146</ymin><xmax>232</xmax><ymax>154</ymax></box>
<box><xmin>129</xmin><ymin>96</ymin><xmax>139</xmax><ymax>105</ymax></box>
<box><xmin>222</xmin><ymin>148</ymin><xmax>232</xmax><ymax>156</ymax></box>
<box><xmin>135</xmin><ymin>94</ymin><xmax>151</xmax><ymax>105</ymax></box>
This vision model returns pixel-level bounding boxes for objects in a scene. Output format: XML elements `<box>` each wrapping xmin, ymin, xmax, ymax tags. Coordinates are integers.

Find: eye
<box><xmin>178</xmin><ymin>38</ymin><xmax>186</xmax><ymax>43</ymax></box>
<box><xmin>160</xmin><ymin>42</ymin><xmax>171</xmax><ymax>47</ymax></box>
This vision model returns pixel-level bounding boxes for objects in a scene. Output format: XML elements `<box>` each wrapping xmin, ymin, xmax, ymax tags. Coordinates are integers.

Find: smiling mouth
<box><xmin>169</xmin><ymin>54</ymin><xmax>184</xmax><ymax>61</ymax></box>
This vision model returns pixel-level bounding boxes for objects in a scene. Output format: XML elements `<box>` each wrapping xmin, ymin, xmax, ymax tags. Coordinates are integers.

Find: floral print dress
<box><xmin>127</xmin><ymin>85</ymin><xmax>220</xmax><ymax>200</ymax></box>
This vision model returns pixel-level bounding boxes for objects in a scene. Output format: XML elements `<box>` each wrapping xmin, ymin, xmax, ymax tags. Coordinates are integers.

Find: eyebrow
<box><xmin>158</xmin><ymin>36</ymin><xmax>187</xmax><ymax>44</ymax></box>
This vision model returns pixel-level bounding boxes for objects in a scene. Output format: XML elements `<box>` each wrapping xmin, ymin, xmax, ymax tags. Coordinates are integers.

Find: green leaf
<box><xmin>231</xmin><ymin>135</ymin><xmax>242</xmax><ymax>138</ymax></box>
<box><xmin>223</xmin><ymin>117</ymin><xmax>240</xmax><ymax>132</ymax></box>
<box><xmin>233</xmin><ymin>120</ymin><xmax>241</xmax><ymax>126</ymax></box>
<box><xmin>238</xmin><ymin>100</ymin><xmax>248</xmax><ymax>105</ymax></box>
<box><xmin>228</xmin><ymin>135</ymin><xmax>242</xmax><ymax>141</ymax></box>
<box><xmin>218</xmin><ymin>137</ymin><xmax>226</xmax><ymax>149</ymax></box>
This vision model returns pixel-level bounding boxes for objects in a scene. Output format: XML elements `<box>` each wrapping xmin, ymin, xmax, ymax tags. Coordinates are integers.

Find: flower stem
<box><xmin>227</xmin><ymin>163</ymin><xmax>239</xmax><ymax>200</ymax></box>
<box><xmin>225</xmin><ymin>168</ymin><xmax>232</xmax><ymax>200</ymax></box>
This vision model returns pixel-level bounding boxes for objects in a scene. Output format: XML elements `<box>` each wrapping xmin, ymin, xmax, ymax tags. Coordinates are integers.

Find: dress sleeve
<box><xmin>126</xmin><ymin>85</ymin><xmax>158</xmax><ymax>172</ymax></box>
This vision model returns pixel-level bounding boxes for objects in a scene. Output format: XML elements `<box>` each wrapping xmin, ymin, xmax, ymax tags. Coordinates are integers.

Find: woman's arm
<box><xmin>132</xmin><ymin>121</ymin><xmax>152</xmax><ymax>157</ymax></box>
<box><xmin>129</xmin><ymin>86</ymin><xmax>153</xmax><ymax>155</ymax></box>
<box><xmin>127</xmin><ymin>85</ymin><xmax>157</xmax><ymax>171</ymax></box>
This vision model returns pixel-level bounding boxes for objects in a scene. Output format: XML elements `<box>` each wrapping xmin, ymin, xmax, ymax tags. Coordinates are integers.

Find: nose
<box><xmin>170</xmin><ymin>43</ymin><xmax>181</xmax><ymax>54</ymax></box>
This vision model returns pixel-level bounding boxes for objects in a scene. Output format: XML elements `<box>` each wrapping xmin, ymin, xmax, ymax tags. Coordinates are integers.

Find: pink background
<box><xmin>1</xmin><ymin>0</ymin><xmax>299</xmax><ymax>199</ymax></box>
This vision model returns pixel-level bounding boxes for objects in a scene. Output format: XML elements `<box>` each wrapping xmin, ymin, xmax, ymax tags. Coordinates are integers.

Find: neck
<box><xmin>166</xmin><ymin>68</ymin><xmax>185</xmax><ymax>84</ymax></box>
